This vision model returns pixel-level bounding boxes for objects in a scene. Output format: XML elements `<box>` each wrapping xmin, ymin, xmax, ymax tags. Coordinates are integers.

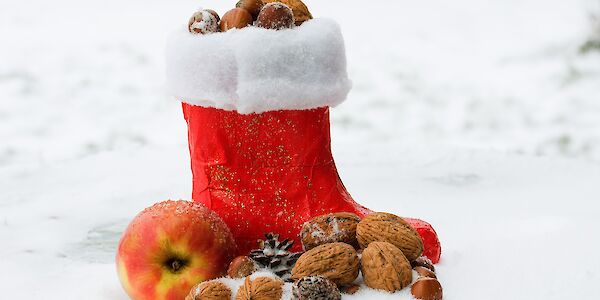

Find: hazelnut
<box><xmin>340</xmin><ymin>284</ymin><xmax>360</xmax><ymax>295</ymax></box>
<box><xmin>220</xmin><ymin>8</ymin><xmax>253</xmax><ymax>32</ymax></box>
<box><xmin>291</xmin><ymin>243</ymin><xmax>360</xmax><ymax>286</ymax></box>
<box><xmin>262</xmin><ymin>0</ymin><xmax>313</xmax><ymax>25</ymax></box>
<box><xmin>236</xmin><ymin>0</ymin><xmax>264</xmax><ymax>20</ymax></box>
<box><xmin>205</xmin><ymin>9</ymin><xmax>221</xmax><ymax>22</ymax></box>
<box><xmin>412</xmin><ymin>256</ymin><xmax>436</xmax><ymax>272</ymax></box>
<box><xmin>414</xmin><ymin>266</ymin><xmax>437</xmax><ymax>279</ymax></box>
<box><xmin>411</xmin><ymin>278</ymin><xmax>443</xmax><ymax>300</ymax></box>
<box><xmin>256</xmin><ymin>2</ymin><xmax>295</xmax><ymax>30</ymax></box>
<box><xmin>227</xmin><ymin>256</ymin><xmax>257</xmax><ymax>278</ymax></box>
<box><xmin>188</xmin><ymin>10</ymin><xmax>220</xmax><ymax>34</ymax></box>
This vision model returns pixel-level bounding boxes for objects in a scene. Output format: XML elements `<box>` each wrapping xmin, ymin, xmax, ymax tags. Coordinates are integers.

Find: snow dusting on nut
<box><xmin>188</xmin><ymin>10</ymin><xmax>219</xmax><ymax>35</ymax></box>
<box><xmin>300</xmin><ymin>212</ymin><xmax>360</xmax><ymax>250</ymax></box>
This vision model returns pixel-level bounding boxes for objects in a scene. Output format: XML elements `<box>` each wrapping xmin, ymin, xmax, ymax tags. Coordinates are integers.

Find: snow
<box><xmin>1</xmin><ymin>0</ymin><xmax>600</xmax><ymax>299</ymax></box>
<box><xmin>166</xmin><ymin>18</ymin><xmax>352</xmax><ymax>114</ymax></box>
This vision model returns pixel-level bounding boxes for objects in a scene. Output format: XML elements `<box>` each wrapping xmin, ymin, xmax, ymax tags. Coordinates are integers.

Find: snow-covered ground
<box><xmin>1</xmin><ymin>0</ymin><xmax>600</xmax><ymax>299</ymax></box>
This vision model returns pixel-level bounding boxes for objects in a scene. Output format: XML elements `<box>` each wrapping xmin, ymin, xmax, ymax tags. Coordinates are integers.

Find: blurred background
<box><xmin>1</xmin><ymin>0</ymin><xmax>599</xmax><ymax>298</ymax></box>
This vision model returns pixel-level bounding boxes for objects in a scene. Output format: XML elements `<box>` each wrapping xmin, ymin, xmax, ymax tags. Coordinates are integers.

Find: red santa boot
<box><xmin>182</xmin><ymin>104</ymin><xmax>369</xmax><ymax>254</ymax></box>
<box><xmin>168</xmin><ymin>19</ymin><xmax>441</xmax><ymax>262</ymax></box>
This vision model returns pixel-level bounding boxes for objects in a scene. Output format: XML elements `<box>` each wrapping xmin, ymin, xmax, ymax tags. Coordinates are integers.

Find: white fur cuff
<box><xmin>166</xmin><ymin>18</ymin><xmax>352</xmax><ymax>114</ymax></box>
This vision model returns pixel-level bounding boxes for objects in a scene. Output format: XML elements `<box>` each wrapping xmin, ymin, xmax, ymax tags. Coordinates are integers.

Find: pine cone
<box><xmin>249</xmin><ymin>233</ymin><xmax>303</xmax><ymax>281</ymax></box>
<box><xmin>292</xmin><ymin>276</ymin><xmax>341</xmax><ymax>300</ymax></box>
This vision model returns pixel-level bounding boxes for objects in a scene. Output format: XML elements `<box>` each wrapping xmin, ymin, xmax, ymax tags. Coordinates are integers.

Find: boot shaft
<box><xmin>183</xmin><ymin>103</ymin><xmax>368</xmax><ymax>254</ymax></box>
<box><xmin>183</xmin><ymin>104</ymin><xmax>339</xmax><ymax>195</ymax></box>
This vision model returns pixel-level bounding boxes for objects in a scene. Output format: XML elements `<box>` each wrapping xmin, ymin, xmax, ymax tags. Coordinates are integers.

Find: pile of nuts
<box><xmin>186</xmin><ymin>275</ymin><xmax>284</xmax><ymax>300</ymax></box>
<box><xmin>293</xmin><ymin>211</ymin><xmax>443</xmax><ymax>300</ymax></box>
<box><xmin>187</xmin><ymin>0</ymin><xmax>312</xmax><ymax>35</ymax></box>
<box><xmin>187</xmin><ymin>211</ymin><xmax>443</xmax><ymax>299</ymax></box>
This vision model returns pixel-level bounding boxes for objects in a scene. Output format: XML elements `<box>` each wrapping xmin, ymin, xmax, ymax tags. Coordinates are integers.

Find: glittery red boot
<box><xmin>183</xmin><ymin>104</ymin><xmax>441</xmax><ymax>262</ymax></box>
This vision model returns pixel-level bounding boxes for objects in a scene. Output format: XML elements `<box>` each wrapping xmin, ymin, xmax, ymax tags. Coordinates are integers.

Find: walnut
<box><xmin>291</xmin><ymin>242</ymin><xmax>359</xmax><ymax>286</ymax></box>
<box><xmin>236</xmin><ymin>276</ymin><xmax>283</xmax><ymax>300</ymax></box>
<box><xmin>300</xmin><ymin>212</ymin><xmax>360</xmax><ymax>251</ymax></box>
<box><xmin>357</xmin><ymin>212</ymin><xmax>424</xmax><ymax>262</ymax></box>
<box><xmin>186</xmin><ymin>280</ymin><xmax>232</xmax><ymax>300</ymax></box>
<box><xmin>361</xmin><ymin>241</ymin><xmax>412</xmax><ymax>292</ymax></box>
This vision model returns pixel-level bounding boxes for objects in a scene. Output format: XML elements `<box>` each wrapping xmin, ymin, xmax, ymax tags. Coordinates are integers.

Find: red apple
<box><xmin>116</xmin><ymin>200</ymin><xmax>237</xmax><ymax>300</ymax></box>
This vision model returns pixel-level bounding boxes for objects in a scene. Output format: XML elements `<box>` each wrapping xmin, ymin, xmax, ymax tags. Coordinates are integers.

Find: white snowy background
<box><xmin>1</xmin><ymin>0</ymin><xmax>600</xmax><ymax>298</ymax></box>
